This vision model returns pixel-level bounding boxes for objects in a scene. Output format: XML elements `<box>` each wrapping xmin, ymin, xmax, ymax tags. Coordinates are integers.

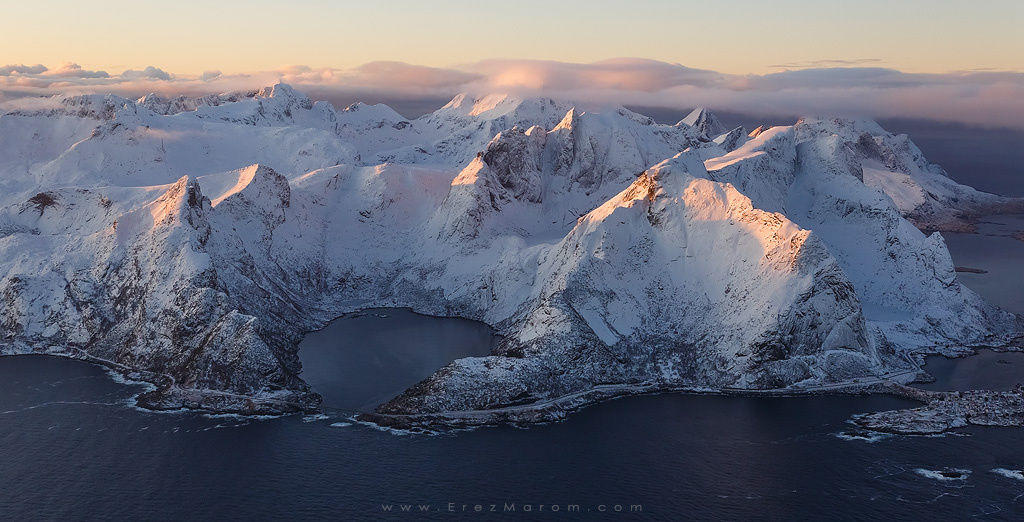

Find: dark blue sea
<box><xmin>3</xmin><ymin>290</ymin><xmax>1024</xmax><ymax>520</ymax></box>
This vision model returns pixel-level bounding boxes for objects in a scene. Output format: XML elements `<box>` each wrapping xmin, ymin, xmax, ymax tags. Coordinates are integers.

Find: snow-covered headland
<box><xmin>0</xmin><ymin>84</ymin><xmax>1020</xmax><ymax>421</ymax></box>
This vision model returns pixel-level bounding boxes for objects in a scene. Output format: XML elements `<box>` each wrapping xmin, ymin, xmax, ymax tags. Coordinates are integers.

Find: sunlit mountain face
<box><xmin>3</xmin><ymin>2</ymin><xmax>1024</xmax><ymax>518</ymax></box>
<box><xmin>0</xmin><ymin>83</ymin><xmax>1020</xmax><ymax>424</ymax></box>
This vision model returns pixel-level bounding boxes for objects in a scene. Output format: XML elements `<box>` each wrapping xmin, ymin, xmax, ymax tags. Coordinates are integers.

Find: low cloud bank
<box><xmin>1</xmin><ymin>58</ymin><xmax>1021</xmax><ymax>129</ymax></box>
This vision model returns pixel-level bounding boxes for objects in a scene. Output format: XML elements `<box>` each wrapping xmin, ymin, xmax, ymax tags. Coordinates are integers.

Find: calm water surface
<box><xmin>944</xmin><ymin>214</ymin><xmax>1024</xmax><ymax>315</ymax></box>
<box><xmin>919</xmin><ymin>349</ymin><xmax>1024</xmax><ymax>392</ymax></box>
<box><xmin>298</xmin><ymin>309</ymin><xmax>497</xmax><ymax>411</ymax></box>
<box><xmin>3</xmin><ymin>353</ymin><xmax>1024</xmax><ymax>520</ymax></box>
<box><xmin>1</xmin><ymin>218</ymin><xmax>1023</xmax><ymax>520</ymax></box>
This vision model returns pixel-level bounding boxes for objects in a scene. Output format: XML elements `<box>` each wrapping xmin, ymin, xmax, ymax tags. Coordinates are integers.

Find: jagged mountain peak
<box><xmin>435</xmin><ymin>92</ymin><xmax>571</xmax><ymax>121</ymax></box>
<box><xmin>136</xmin><ymin>92</ymin><xmax>212</xmax><ymax>115</ymax></box>
<box><xmin>201</xmin><ymin>164</ymin><xmax>286</xmax><ymax>207</ymax></box>
<box><xmin>137</xmin><ymin>92</ymin><xmax>165</xmax><ymax>104</ymax></box>
<box><xmin>155</xmin><ymin>175</ymin><xmax>207</xmax><ymax>217</ymax></box>
<box><xmin>134</xmin><ymin>83</ymin><xmax>314</xmax><ymax>118</ymax></box>
<box><xmin>552</xmin><ymin>106</ymin><xmax>580</xmax><ymax>132</ymax></box>
<box><xmin>113</xmin><ymin>174</ymin><xmax>208</xmax><ymax>243</ymax></box>
<box><xmin>678</xmin><ymin>106</ymin><xmax>728</xmax><ymax>137</ymax></box>
<box><xmin>342</xmin><ymin>101</ymin><xmax>405</xmax><ymax>119</ymax></box>
<box><xmin>748</xmin><ymin>125</ymin><xmax>769</xmax><ymax>138</ymax></box>
<box><xmin>646</xmin><ymin>149</ymin><xmax>709</xmax><ymax>185</ymax></box>
<box><xmin>2</xmin><ymin>92</ymin><xmax>138</xmax><ymax>120</ymax></box>
<box><xmin>439</xmin><ymin>92</ymin><xmax>472</xmax><ymax>110</ymax></box>
<box><xmin>3</xmin><ymin>83</ymin><xmax>1022</xmax><ymax>421</ymax></box>
<box><xmin>440</xmin><ymin>92</ymin><xmax>520</xmax><ymax>117</ymax></box>
<box><xmin>678</xmin><ymin>106</ymin><xmax>708</xmax><ymax>125</ymax></box>
<box><xmin>255</xmin><ymin>82</ymin><xmax>304</xmax><ymax>101</ymax></box>
<box><xmin>713</xmin><ymin>126</ymin><xmax>748</xmax><ymax>152</ymax></box>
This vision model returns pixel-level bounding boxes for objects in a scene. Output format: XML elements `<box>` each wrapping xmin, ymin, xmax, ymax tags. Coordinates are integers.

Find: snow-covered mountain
<box><xmin>0</xmin><ymin>84</ymin><xmax>1020</xmax><ymax>421</ymax></box>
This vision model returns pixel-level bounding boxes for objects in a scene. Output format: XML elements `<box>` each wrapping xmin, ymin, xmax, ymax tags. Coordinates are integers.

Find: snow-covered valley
<box><xmin>0</xmin><ymin>84</ymin><xmax>1021</xmax><ymax>423</ymax></box>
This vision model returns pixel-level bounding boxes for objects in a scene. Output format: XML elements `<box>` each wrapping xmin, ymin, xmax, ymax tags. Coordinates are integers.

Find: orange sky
<box><xmin>2</xmin><ymin>0</ymin><xmax>1021</xmax><ymax>76</ymax></box>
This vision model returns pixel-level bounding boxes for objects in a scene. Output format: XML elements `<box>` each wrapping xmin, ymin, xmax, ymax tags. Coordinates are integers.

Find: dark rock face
<box><xmin>481</xmin><ymin>127</ymin><xmax>546</xmax><ymax>203</ymax></box>
<box><xmin>955</xmin><ymin>266</ymin><xmax>988</xmax><ymax>274</ymax></box>
<box><xmin>27</xmin><ymin>193</ymin><xmax>58</xmax><ymax>214</ymax></box>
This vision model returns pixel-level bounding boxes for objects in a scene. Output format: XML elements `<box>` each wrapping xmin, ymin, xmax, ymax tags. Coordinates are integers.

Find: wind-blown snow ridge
<box><xmin>0</xmin><ymin>84</ymin><xmax>1021</xmax><ymax>419</ymax></box>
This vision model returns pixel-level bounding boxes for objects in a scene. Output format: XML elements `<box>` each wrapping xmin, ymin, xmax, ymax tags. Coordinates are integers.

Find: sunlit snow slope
<box><xmin>0</xmin><ymin>85</ymin><xmax>1019</xmax><ymax>419</ymax></box>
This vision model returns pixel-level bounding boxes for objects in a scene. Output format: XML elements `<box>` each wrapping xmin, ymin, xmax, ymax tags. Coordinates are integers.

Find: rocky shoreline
<box><xmin>357</xmin><ymin>345</ymin><xmax>1024</xmax><ymax>433</ymax></box>
<box><xmin>852</xmin><ymin>383</ymin><xmax>1024</xmax><ymax>435</ymax></box>
<box><xmin>359</xmin><ymin>379</ymin><xmax>1024</xmax><ymax>435</ymax></box>
<box><xmin>8</xmin><ymin>341</ymin><xmax>1024</xmax><ymax>436</ymax></box>
<box><xmin>7</xmin><ymin>305</ymin><xmax>1023</xmax><ymax>432</ymax></box>
<box><xmin>0</xmin><ymin>347</ymin><xmax>321</xmax><ymax>416</ymax></box>
<box><xmin>356</xmin><ymin>376</ymin><xmax>920</xmax><ymax>430</ymax></box>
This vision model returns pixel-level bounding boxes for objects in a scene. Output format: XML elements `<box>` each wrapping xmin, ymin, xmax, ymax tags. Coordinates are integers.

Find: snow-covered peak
<box><xmin>439</xmin><ymin>93</ymin><xmax>523</xmax><ymax>118</ymax></box>
<box><xmin>551</xmin><ymin>107</ymin><xmax>579</xmax><ymax>133</ymax></box>
<box><xmin>712</xmin><ymin>126</ymin><xmax>748</xmax><ymax>152</ymax></box>
<box><xmin>341</xmin><ymin>101</ymin><xmax>408</xmax><ymax>123</ymax></box>
<box><xmin>199</xmin><ymin>164</ymin><xmax>284</xmax><ymax>206</ymax></box>
<box><xmin>795</xmin><ymin>116</ymin><xmax>887</xmax><ymax>139</ymax></box>
<box><xmin>3</xmin><ymin>92</ymin><xmax>138</xmax><ymax>121</ymax></box>
<box><xmin>646</xmin><ymin>149</ymin><xmax>711</xmax><ymax>187</ymax></box>
<box><xmin>137</xmin><ymin>93</ymin><xmax>199</xmax><ymax>115</ymax></box>
<box><xmin>679</xmin><ymin>106</ymin><xmax>728</xmax><ymax>138</ymax></box>
<box><xmin>705</xmin><ymin>125</ymin><xmax>792</xmax><ymax>172</ymax></box>
<box><xmin>3</xmin><ymin>83</ymin><xmax>1022</xmax><ymax>421</ymax></box>
<box><xmin>430</xmin><ymin>92</ymin><xmax>571</xmax><ymax>123</ymax></box>
<box><xmin>112</xmin><ymin>175</ymin><xmax>208</xmax><ymax>244</ymax></box>
<box><xmin>255</xmin><ymin>82</ymin><xmax>303</xmax><ymax>101</ymax></box>
<box><xmin>60</xmin><ymin>93</ymin><xmax>137</xmax><ymax>118</ymax></box>
<box><xmin>788</xmin><ymin>116</ymin><xmax>1024</xmax><ymax>230</ymax></box>
<box><xmin>202</xmin><ymin>163</ymin><xmax>291</xmax><ymax>228</ymax></box>
<box><xmin>138</xmin><ymin>82</ymin><xmax>322</xmax><ymax>127</ymax></box>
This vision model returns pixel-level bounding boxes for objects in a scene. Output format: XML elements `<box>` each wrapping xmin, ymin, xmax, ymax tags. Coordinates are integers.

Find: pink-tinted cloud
<box><xmin>48</xmin><ymin>62</ymin><xmax>110</xmax><ymax>79</ymax></box>
<box><xmin>344</xmin><ymin>61</ymin><xmax>479</xmax><ymax>90</ymax></box>
<box><xmin>1</xmin><ymin>59</ymin><xmax>1022</xmax><ymax>129</ymax></box>
<box><xmin>0</xmin><ymin>64</ymin><xmax>48</xmax><ymax>76</ymax></box>
<box><xmin>468</xmin><ymin>58</ymin><xmax>723</xmax><ymax>92</ymax></box>
<box><xmin>768</xmin><ymin>58</ymin><xmax>883</xmax><ymax>69</ymax></box>
<box><xmin>121</xmin><ymin>66</ymin><xmax>172</xmax><ymax>81</ymax></box>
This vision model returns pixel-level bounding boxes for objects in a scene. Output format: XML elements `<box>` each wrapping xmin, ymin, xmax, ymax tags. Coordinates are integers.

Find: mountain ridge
<box><xmin>0</xmin><ymin>83</ymin><xmax>1021</xmax><ymax>421</ymax></box>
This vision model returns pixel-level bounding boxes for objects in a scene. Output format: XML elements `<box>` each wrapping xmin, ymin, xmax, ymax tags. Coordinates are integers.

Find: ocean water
<box><xmin>918</xmin><ymin>349</ymin><xmax>1024</xmax><ymax>393</ymax></box>
<box><xmin>943</xmin><ymin>214</ymin><xmax>1024</xmax><ymax>315</ymax></box>
<box><xmin>3</xmin><ymin>294</ymin><xmax>1024</xmax><ymax>519</ymax></box>
<box><xmin>296</xmin><ymin>309</ymin><xmax>497</xmax><ymax>411</ymax></box>
<box><xmin>3</xmin><ymin>352</ymin><xmax>1024</xmax><ymax>520</ymax></box>
<box><xmin>2</xmin><ymin>201</ymin><xmax>1023</xmax><ymax>517</ymax></box>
